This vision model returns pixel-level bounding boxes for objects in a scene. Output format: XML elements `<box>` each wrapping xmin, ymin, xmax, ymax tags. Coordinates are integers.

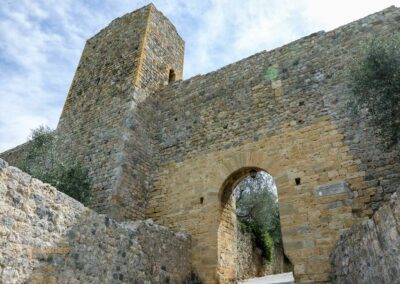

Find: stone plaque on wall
<box><xmin>314</xmin><ymin>181</ymin><xmax>349</xmax><ymax>197</ymax></box>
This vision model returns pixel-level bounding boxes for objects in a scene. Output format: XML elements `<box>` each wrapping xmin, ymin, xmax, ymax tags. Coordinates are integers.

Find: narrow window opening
<box><xmin>295</xmin><ymin>177</ymin><xmax>301</xmax><ymax>185</ymax></box>
<box><xmin>168</xmin><ymin>69</ymin><xmax>176</xmax><ymax>84</ymax></box>
<box><xmin>200</xmin><ymin>197</ymin><xmax>204</xmax><ymax>204</ymax></box>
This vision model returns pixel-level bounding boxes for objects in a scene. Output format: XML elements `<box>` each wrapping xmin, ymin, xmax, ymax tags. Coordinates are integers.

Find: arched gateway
<box><xmin>146</xmin><ymin>132</ymin><xmax>363</xmax><ymax>283</ymax></box>
<box><xmin>46</xmin><ymin>5</ymin><xmax>400</xmax><ymax>283</ymax></box>
<box><xmin>3</xmin><ymin>4</ymin><xmax>400</xmax><ymax>284</ymax></box>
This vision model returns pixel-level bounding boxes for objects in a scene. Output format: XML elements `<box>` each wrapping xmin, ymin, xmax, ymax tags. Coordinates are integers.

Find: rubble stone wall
<box><xmin>330</xmin><ymin>189</ymin><xmax>400</xmax><ymax>283</ymax></box>
<box><xmin>236</xmin><ymin>229</ymin><xmax>264</xmax><ymax>280</ymax></box>
<box><xmin>236</xmin><ymin>229</ymin><xmax>292</xmax><ymax>280</ymax></box>
<box><xmin>0</xmin><ymin>159</ymin><xmax>191</xmax><ymax>284</ymax></box>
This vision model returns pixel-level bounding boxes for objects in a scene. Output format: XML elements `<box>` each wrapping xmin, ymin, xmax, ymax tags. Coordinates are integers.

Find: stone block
<box><xmin>314</xmin><ymin>181</ymin><xmax>349</xmax><ymax>197</ymax></box>
<box><xmin>0</xmin><ymin>159</ymin><xmax>8</xmax><ymax>169</ymax></box>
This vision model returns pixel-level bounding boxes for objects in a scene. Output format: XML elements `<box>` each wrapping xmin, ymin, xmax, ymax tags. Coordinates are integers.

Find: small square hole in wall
<box><xmin>295</xmin><ymin>177</ymin><xmax>301</xmax><ymax>185</ymax></box>
<box><xmin>299</xmin><ymin>101</ymin><xmax>305</xmax><ymax>106</ymax></box>
<box><xmin>200</xmin><ymin>197</ymin><xmax>204</xmax><ymax>204</ymax></box>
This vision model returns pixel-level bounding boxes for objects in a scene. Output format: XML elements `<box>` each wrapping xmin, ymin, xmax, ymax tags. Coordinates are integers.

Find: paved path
<box><xmin>238</xmin><ymin>272</ymin><xmax>295</xmax><ymax>284</ymax></box>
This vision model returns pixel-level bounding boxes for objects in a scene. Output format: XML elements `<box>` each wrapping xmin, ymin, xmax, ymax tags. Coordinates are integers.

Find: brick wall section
<box><xmin>0</xmin><ymin>159</ymin><xmax>191</xmax><ymax>284</ymax></box>
<box><xmin>330</xmin><ymin>189</ymin><xmax>400</xmax><ymax>283</ymax></box>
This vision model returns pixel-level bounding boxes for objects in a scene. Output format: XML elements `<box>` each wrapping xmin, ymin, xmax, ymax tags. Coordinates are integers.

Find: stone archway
<box><xmin>147</xmin><ymin>144</ymin><xmax>295</xmax><ymax>283</ymax></box>
<box><xmin>217</xmin><ymin>167</ymin><xmax>268</xmax><ymax>283</ymax></box>
<box><xmin>218</xmin><ymin>167</ymin><xmax>294</xmax><ymax>283</ymax></box>
<box><xmin>146</xmin><ymin>119</ymin><xmax>366</xmax><ymax>283</ymax></box>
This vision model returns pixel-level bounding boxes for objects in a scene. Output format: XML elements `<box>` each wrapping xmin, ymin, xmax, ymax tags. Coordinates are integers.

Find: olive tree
<box><xmin>235</xmin><ymin>171</ymin><xmax>282</xmax><ymax>261</ymax></box>
<box><xmin>348</xmin><ymin>34</ymin><xmax>400</xmax><ymax>148</ymax></box>
<box><xmin>18</xmin><ymin>126</ymin><xmax>91</xmax><ymax>205</ymax></box>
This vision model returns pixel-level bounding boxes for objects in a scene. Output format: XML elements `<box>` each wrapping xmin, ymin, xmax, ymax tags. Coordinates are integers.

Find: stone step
<box><xmin>238</xmin><ymin>272</ymin><xmax>295</xmax><ymax>284</ymax></box>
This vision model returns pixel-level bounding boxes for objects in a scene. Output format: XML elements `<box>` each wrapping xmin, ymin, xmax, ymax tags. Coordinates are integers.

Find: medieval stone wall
<box><xmin>145</xmin><ymin>6</ymin><xmax>400</xmax><ymax>283</ymax></box>
<box><xmin>330</xmin><ymin>189</ymin><xmax>400</xmax><ymax>283</ymax></box>
<box><xmin>0</xmin><ymin>158</ymin><xmax>191</xmax><ymax>284</ymax></box>
<box><xmin>149</xmin><ymin>6</ymin><xmax>400</xmax><ymax>215</ymax></box>
<box><xmin>0</xmin><ymin>141</ymin><xmax>31</xmax><ymax>168</ymax></box>
<box><xmin>108</xmin><ymin>4</ymin><xmax>185</xmax><ymax>222</ymax></box>
<box><xmin>55</xmin><ymin>4</ymin><xmax>184</xmax><ymax>221</ymax></box>
<box><xmin>1</xmin><ymin>4</ymin><xmax>400</xmax><ymax>284</ymax></box>
<box><xmin>56</xmin><ymin>5</ymin><xmax>149</xmax><ymax>219</ymax></box>
<box><xmin>135</xmin><ymin>4</ymin><xmax>184</xmax><ymax>93</ymax></box>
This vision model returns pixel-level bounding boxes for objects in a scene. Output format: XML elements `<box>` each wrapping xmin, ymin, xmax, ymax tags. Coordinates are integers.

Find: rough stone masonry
<box><xmin>1</xmin><ymin>3</ymin><xmax>400</xmax><ymax>283</ymax></box>
<box><xmin>0</xmin><ymin>158</ymin><xmax>191</xmax><ymax>283</ymax></box>
<box><xmin>330</xmin><ymin>189</ymin><xmax>400</xmax><ymax>283</ymax></box>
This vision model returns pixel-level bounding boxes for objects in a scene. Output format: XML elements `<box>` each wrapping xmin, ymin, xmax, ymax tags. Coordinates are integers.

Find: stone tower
<box><xmin>57</xmin><ymin>4</ymin><xmax>184</xmax><ymax>221</ymax></box>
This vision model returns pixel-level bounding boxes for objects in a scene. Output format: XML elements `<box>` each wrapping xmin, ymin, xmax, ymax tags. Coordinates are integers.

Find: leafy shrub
<box><xmin>236</xmin><ymin>171</ymin><xmax>283</xmax><ymax>261</ymax></box>
<box><xmin>18</xmin><ymin>126</ymin><xmax>91</xmax><ymax>205</ymax></box>
<box><xmin>35</xmin><ymin>162</ymin><xmax>91</xmax><ymax>205</ymax></box>
<box><xmin>239</xmin><ymin>220</ymin><xmax>274</xmax><ymax>262</ymax></box>
<box><xmin>348</xmin><ymin>34</ymin><xmax>400</xmax><ymax>148</ymax></box>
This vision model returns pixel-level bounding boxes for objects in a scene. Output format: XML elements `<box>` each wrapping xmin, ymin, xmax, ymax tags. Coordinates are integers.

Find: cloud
<box><xmin>181</xmin><ymin>0</ymin><xmax>399</xmax><ymax>77</ymax></box>
<box><xmin>0</xmin><ymin>0</ymin><xmax>399</xmax><ymax>152</ymax></box>
<box><xmin>182</xmin><ymin>0</ymin><xmax>310</xmax><ymax>77</ymax></box>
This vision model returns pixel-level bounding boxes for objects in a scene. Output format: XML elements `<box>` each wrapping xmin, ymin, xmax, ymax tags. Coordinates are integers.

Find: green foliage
<box><xmin>35</xmin><ymin>162</ymin><xmax>91</xmax><ymax>205</ymax></box>
<box><xmin>235</xmin><ymin>171</ymin><xmax>283</xmax><ymax>261</ymax></box>
<box><xmin>19</xmin><ymin>126</ymin><xmax>91</xmax><ymax>205</ymax></box>
<box><xmin>240</xmin><ymin>221</ymin><xmax>274</xmax><ymax>262</ymax></box>
<box><xmin>348</xmin><ymin>33</ymin><xmax>400</xmax><ymax>148</ymax></box>
<box><xmin>22</xmin><ymin>126</ymin><xmax>55</xmax><ymax>171</ymax></box>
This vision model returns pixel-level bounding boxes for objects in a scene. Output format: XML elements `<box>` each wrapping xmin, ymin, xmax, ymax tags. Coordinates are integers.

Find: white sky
<box><xmin>0</xmin><ymin>0</ymin><xmax>399</xmax><ymax>152</ymax></box>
